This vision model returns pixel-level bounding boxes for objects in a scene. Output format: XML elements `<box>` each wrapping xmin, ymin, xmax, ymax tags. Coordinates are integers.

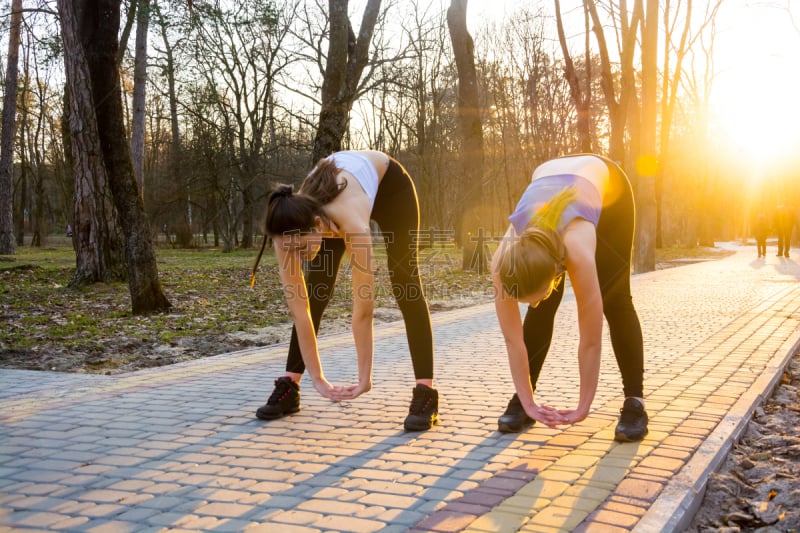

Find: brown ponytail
<box><xmin>251</xmin><ymin>184</ymin><xmax>325</xmax><ymax>288</ymax></box>
<box><xmin>300</xmin><ymin>158</ymin><xmax>347</xmax><ymax>204</ymax></box>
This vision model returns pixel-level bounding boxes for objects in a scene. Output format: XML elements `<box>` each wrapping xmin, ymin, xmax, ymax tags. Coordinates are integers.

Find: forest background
<box><xmin>0</xmin><ymin>0</ymin><xmax>799</xmax><ymax>315</ymax></box>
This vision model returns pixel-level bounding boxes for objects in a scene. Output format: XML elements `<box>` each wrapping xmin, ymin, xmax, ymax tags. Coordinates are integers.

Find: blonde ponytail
<box><xmin>529</xmin><ymin>186</ymin><xmax>577</xmax><ymax>233</ymax></box>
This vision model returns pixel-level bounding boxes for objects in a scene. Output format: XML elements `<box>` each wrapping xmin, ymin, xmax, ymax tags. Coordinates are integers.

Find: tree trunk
<box><xmin>0</xmin><ymin>0</ymin><xmax>23</xmax><ymax>255</ymax></box>
<box><xmin>240</xmin><ymin>173</ymin><xmax>255</xmax><ymax>249</ymax></box>
<box><xmin>157</xmin><ymin>9</ymin><xmax>189</xmax><ymax>240</ymax></box>
<box><xmin>131</xmin><ymin>0</ymin><xmax>150</xmax><ymax>198</ymax></box>
<box><xmin>117</xmin><ymin>0</ymin><xmax>137</xmax><ymax>64</ymax></box>
<box><xmin>15</xmin><ymin>156</ymin><xmax>26</xmax><ymax>246</ymax></box>
<box><xmin>585</xmin><ymin>0</ymin><xmax>641</xmax><ymax>163</ymax></box>
<box><xmin>555</xmin><ymin>0</ymin><xmax>591</xmax><ymax>152</ymax></box>
<box><xmin>312</xmin><ymin>0</ymin><xmax>382</xmax><ymax>162</ymax></box>
<box><xmin>447</xmin><ymin>0</ymin><xmax>486</xmax><ymax>271</ymax></box>
<box><xmin>59</xmin><ymin>0</ymin><xmax>127</xmax><ymax>285</ymax></box>
<box><xmin>77</xmin><ymin>0</ymin><xmax>171</xmax><ymax>313</ymax></box>
<box><xmin>32</xmin><ymin>165</ymin><xmax>47</xmax><ymax>248</ymax></box>
<box><xmin>633</xmin><ymin>0</ymin><xmax>659</xmax><ymax>273</ymax></box>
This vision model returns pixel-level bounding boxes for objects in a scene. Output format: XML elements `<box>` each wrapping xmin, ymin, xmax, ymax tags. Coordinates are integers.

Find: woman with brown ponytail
<box><xmin>251</xmin><ymin>150</ymin><xmax>438</xmax><ymax>431</ymax></box>
<box><xmin>492</xmin><ymin>154</ymin><xmax>648</xmax><ymax>442</ymax></box>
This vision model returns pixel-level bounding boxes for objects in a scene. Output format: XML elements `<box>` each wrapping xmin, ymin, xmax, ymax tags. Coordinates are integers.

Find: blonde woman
<box><xmin>251</xmin><ymin>150</ymin><xmax>437</xmax><ymax>431</ymax></box>
<box><xmin>492</xmin><ymin>154</ymin><xmax>648</xmax><ymax>441</ymax></box>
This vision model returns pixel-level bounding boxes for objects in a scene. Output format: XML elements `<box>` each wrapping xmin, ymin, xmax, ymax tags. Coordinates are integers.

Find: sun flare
<box><xmin>716</xmin><ymin>100</ymin><xmax>799</xmax><ymax>165</ymax></box>
<box><xmin>710</xmin><ymin>13</ymin><xmax>800</xmax><ymax>170</ymax></box>
<box><xmin>713</xmin><ymin>71</ymin><xmax>800</xmax><ymax>168</ymax></box>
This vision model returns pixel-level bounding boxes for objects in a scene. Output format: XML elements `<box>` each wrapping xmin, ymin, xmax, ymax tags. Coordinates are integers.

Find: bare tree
<box><xmin>398</xmin><ymin>0</ymin><xmax>456</xmax><ymax>231</ymax></box>
<box><xmin>312</xmin><ymin>0</ymin><xmax>382</xmax><ymax>161</ymax></box>
<box><xmin>60</xmin><ymin>0</ymin><xmax>170</xmax><ymax>313</ymax></box>
<box><xmin>447</xmin><ymin>0</ymin><xmax>486</xmax><ymax>271</ymax></box>
<box><xmin>656</xmin><ymin>0</ymin><xmax>722</xmax><ymax>247</ymax></box>
<box><xmin>674</xmin><ymin>4</ymin><xmax>720</xmax><ymax>248</ymax></box>
<box><xmin>0</xmin><ymin>0</ymin><xmax>23</xmax><ymax>254</ymax></box>
<box><xmin>19</xmin><ymin>26</ymin><xmax>52</xmax><ymax>247</ymax></box>
<box><xmin>118</xmin><ymin>0</ymin><xmax>138</xmax><ymax>63</ymax></box>
<box><xmin>131</xmin><ymin>0</ymin><xmax>151</xmax><ymax>197</ymax></box>
<box><xmin>554</xmin><ymin>0</ymin><xmax>592</xmax><ymax>152</ymax></box>
<box><xmin>59</xmin><ymin>0</ymin><xmax>126</xmax><ymax>285</ymax></box>
<box><xmin>477</xmin><ymin>6</ymin><xmax>576</xmax><ymax>232</ymax></box>
<box><xmin>633</xmin><ymin>0</ymin><xmax>659</xmax><ymax>272</ymax></box>
<box><xmin>151</xmin><ymin>0</ymin><xmax>189</xmax><ymax>244</ymax></box>
<box><xmin>187</xmin><ymin>0</ymin><xmax>297</xmax><ymax>250</ymax></box>
<box><xmin>585</xmin><ymin>0</ymin><xmax>642</xmax><ymax>163</ymax></box>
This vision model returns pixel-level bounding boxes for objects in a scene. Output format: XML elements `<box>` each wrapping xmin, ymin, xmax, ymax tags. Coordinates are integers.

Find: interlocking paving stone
<box><xmin>1</xmin><ymin>245</ymin><xmax>799</xmax><ymax>531</ymax></box>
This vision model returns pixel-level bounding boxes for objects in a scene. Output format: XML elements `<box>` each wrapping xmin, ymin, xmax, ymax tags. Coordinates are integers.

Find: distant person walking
<box><xmin>251</xmin><ymin>150</ymin><xmax>438</xmax><ymax>431</ymax></box>
<box><xmin>491</xmin><ymin>153</ymin><xmax>648</xmax><ymax>442</ymax></box>
<box><xmin>775</xmin><ymin>205</ymin><xmax>794</xmax><ymax>258</ymax></box>
<box><xmin>753</xmin><ymin>212</ymin><xmax>769</xmax><ymax>258</ymax></box>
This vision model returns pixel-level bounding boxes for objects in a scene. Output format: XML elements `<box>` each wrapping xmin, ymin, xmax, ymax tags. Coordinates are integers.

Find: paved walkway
<box><xmin>1</xmin><ymin>244</ymin><xmax>799</xmax><ymax>533</ymax></box>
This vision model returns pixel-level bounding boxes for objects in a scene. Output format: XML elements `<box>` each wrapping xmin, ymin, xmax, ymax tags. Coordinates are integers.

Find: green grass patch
<box><xmin>1</xmin><ymin>240</ymin><xmax>730</xmax><ymax>374</ymax></box>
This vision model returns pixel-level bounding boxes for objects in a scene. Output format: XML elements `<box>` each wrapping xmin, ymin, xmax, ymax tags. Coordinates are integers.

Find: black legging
<box><xmin>522</xmin><ymin>158</ymin><xmax>644</xmax><ymax>398</ymax></box>
<box><xmin>285</xmin><ymin>158</ymin><xmax>434</xmax><ymax>380</ymax></box>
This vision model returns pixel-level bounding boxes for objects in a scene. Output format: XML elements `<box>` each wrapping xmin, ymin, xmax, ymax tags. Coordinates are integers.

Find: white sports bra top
<box><xmin>327</xmin><ymin>151</ymin><xmax>380</xmax><ymax>208</ymax></box>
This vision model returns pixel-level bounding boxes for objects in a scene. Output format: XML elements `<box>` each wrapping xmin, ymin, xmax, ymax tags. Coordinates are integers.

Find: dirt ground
<box><xmin>686</xmin><ymin>353</ymin><xmax>800</xmax><ymax>532</ymax></box>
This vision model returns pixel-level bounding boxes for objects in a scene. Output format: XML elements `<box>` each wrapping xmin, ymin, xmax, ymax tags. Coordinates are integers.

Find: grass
<box><xmin>0</xmin><ymin>238</ymin><xmax>729</xmax><ymax>374</ymax></box>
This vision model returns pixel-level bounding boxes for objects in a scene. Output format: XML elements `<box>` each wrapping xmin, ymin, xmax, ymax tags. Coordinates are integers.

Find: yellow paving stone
<box><xmin>577</xmin><ymin>464</ymin><xmax>630</xmax><ymax>486</ymax></box>
<box><xmin>645</xmin><ymin>396</ymin><xmax>675</xmax><ymax>406</ymax></box>
<box><xmin>606</xmin><ymin>443</ymin><xmax>653</xmax><ymax>459</ymax></box>
<box><xmin>552</xmin><ymin>493</ymin><xmax>609</xmax><ymax>512</ymax></box>
<box><xmin>639</xmin><ymin>455</ymin><xmax>689</xmax><ymax>472</ymax></box>
<box><xmin>669</xmin><ymin>397</ymin><xmax>703</xmax><ymax>408</ymax></box>
<box><xmin>516</xmin><ymin>479</ymin><xmax>571</xmax><ymax>499</ymax></box>
<box><xmin>577</xmin><ymin>417</ymin><xmax>610</xmax><ymax>429</ymax></box>
<box><xmin>567</xmin><ymin>478</ymin><xmax>617</xmax><ymax>492</ymax></box>
<box><xmin>575</xmin><ymin>441</ymin><xmax>615</xmax><ymax>453</ymax></box>
<box><xmin>534</xmin><ymin>447</ymin><xmax>572</xmax><ymax>460</ymax></box>
<box><xmin>598</xmin><ymin>456</ymin><xmax>636</xmax><ymax>470</ymax></box>
<box><xmin>640</xmin><ymin>430</ymin><xmax>670</xmax><ymax>442</ymax></box>
<box><xmin>536</xmin><ymin>468</ymin><xmax>583</xmax><ymax>483</ymax></box>
<box><xmin>530</xmin><ymin>504</ymin><xmax>590</xmax><ymax>530</ymax></box>
<box><xmin>564</xmin><ymin>478</ymin><xmax>616</xmax><ymax>497</ymax></box>
<box><xmin>647</xmin><ymin>422</ymin><xmax>678</xmax><ymax>432</ymax></box>
<box><xmin>553</xmin><ymin>454</ymin><xmax>600</xmax><ymax>470</ymax></box>
<box><xmin>518</xmin><ymin>433</ymin><xmax>557</xmax><ymax>444</ymax></box>
<box><xmin>498</xmin><ymin>494</ymin><xmax>553</xmax><ymax>514</ymax></box>
<box><xmin>571</xmin><ymin>448</ymin><xmax>608</xmax><ymax>459</ymax></box>
<box><xmin>518</xmin><ymin>523</ymin><xmax>563</xmax><ymax>533</ymax></box>
<box><xmin>591</xmin><ymin>429</ymin><xmax>617</xmax><ymax>442</ymax></box>
<box><xmin>465</xmin><ymin>510</ymin><xmax>529</xmax><ymax>532</ymax></box>
<box><xmin>651</xmin><ymin>413</ymin><xmax>684</xmax><ymax>424</ymax></box>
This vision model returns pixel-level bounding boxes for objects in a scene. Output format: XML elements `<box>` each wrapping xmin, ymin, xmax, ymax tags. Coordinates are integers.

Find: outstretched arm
<box><xmin>492</xmin><ymin>226</ymin><xmax>565</xmax><ymax>428</ymax></box>
<box><xmin>558</xmin><ymin>222</ymin><xmax>603</xmax><ymax>423</ymax></box>
<box><xmin>338</xmin><ymin>228</ymin><xmax>375</xmax><ymax>399</ymax></box>
<box><xmin>274</xmin><ymin>243</ymin><xmax>343</xmax><ymax>400</ymax></box>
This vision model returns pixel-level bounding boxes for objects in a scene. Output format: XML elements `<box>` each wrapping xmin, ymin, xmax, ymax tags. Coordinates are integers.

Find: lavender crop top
<box><xmin>509</xmin><ymin>160</ymin><xmax>606</xmax><ymax>235</ymax></box>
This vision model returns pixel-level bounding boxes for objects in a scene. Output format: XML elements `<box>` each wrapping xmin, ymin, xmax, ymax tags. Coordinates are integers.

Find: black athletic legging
<box><xmin>285</xmin><ymin>158</ymin><xmax>434</xmax><ymax>380</ymax></box>
<box><xmin>522</xmin><ymin>158</ymin><xmax>644</xmax><ymax>398</ymax></box>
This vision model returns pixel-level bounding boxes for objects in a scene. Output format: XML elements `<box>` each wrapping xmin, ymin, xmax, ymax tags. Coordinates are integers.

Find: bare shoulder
<box><xmin>324</xmin><ymin>182</ymin><xmax>372</xmax><ymax>233</ymax></box>
<box><xmin>563</xmin><ymin>220</ymin><xmax>597</xmax><ymax>265</ymax></box>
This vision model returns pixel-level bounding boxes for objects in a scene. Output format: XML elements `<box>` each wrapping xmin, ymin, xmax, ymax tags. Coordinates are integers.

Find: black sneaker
<box><xmin>498</xmin><ymin>393</ymin><xmax>534</xmax><ymax>433</ymax></box>
<box><xmin>256</xmin><ymin>377</ymin><xmax>300</xmax><ymax>420</ymax></box>
<box><xmin>404</xmin><ymin>384</ymin><xmax>439</xmax><ymax>431</ymax></box>
<box><xmin>614</xmin><ymin>397</ymin><xmax>649</xmax><ymax>442</ymax></box>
